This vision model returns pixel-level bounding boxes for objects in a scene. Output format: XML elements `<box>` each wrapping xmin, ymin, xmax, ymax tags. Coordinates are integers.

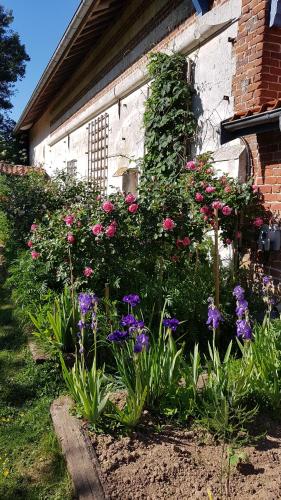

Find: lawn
<box><xmin>0</xmin><ymin>294</ymin><xmax>73</xmax><ymax>500</ymax></box>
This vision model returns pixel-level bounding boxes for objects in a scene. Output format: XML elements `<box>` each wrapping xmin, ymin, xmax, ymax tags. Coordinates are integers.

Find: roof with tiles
<box><xmin>0</xmin><ymin>163</ymin><xmax>45</xmax><ymax>176</ymax></box>
<box><xmin>229</xmin><ymin>98</ymin><xmax>281</xmax><ymax>122</ymax></box>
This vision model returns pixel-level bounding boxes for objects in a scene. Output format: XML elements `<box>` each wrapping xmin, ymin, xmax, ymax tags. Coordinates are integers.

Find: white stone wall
<box><xmin>28</xmin><ymin>0</ymin><xmax>242</xmax><ymax>189</ymax></box>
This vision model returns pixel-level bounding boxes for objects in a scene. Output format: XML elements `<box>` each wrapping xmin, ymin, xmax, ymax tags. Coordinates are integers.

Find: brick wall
<box><xmin>233</xmin><ymin>0</ymin><xmax>281</xmax><ymax>112</ymax></box>
<box><xmin>244</xmin><ymin>132</ymin><xmax>281</xmax><ymax>280</ymax></box>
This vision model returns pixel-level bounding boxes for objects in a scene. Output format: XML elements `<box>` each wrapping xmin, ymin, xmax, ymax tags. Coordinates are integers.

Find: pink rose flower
<box><xmin>102</xmin><ymin>200</ymin><xmax>114</xmax><ymax>213</ymax></box>
<box><xmin>205</xmin><ymin>186</ymin><xmax>215</xmax><ymax>194</ymax></box>
<box><xmin>182</xmin><ymin>236</ymin><xmax>191</xmax><ymax>247</ymax></box>
<box><xmin>31</xmin><ymin>250</ymin><xmax>40</xmax><ymax>260</ymax></box>
<box><xmin>77</xmin><ymin>221</ymin><xmax>82</xmax><ymax>227</ymax></box>
<box><xmin>185</xmin><ymin>160</ymin><xmax>196</xmax><ymax>171</ymax></box>
<box><xmin>224</xmin><ymin>185</ymin><xmax>232</xmax><ymax>193</ymax></box>
<box><xmin>225</xmin><ymin>238</ymin><xmax>232</xmax><ymax>245</ymax></box>
<box><xmin>91</xmin><ymin>223</ymin><xmax>104</xmax><ymax>236</ymax></box>
<box><xmin>206</xmin><ymin>168</ymin><xmax>213</xmax><ymax>174</ymax></box>
<box><xmin>105</xmin><ymin>224</ymin><xmax>117</xmax><ymax>238</ymax></box>
<box><xmin>200</xmin><ymin>205</ymin><xmax>211</xmax><ymax>215</ymax></box>
<box><xmin>253</xmin><ymin>217</ymin><xmax>264</xmax><ymax>228</ymax></box>
<box><xmin>163</xmin><ymin>218</ymin><xmax>175</xmax><ymax>231</ymax></box>
<box><xmin>83</xmin><ymin>267</ymin><xmax>93</xmax><ymax>277</ymax></box>
<box><xmin>67</xmin><ymin>233</ymin><xmax>75</xmax><ymax>244</ymax></box>
<box><xmin>31</xmin><ymin>223</ymin><xmax>38</xmax><ymax>232</ymax></box>
<box><xmin>222</xmin><ymin>205</ymin><xmax>232</xmax><ymax>216</ymax></box>
<box><xmin>195</xmin><ymin>192</ymin><xmax>204</xmax><ymax>202</ymax></box>
<box><xmin>252</xmin><ymin>185</ymin><xmax>258</xmax><ymax>193</ymax></box>
<box><xmin>212</xmin><ymin>200</ymin><xmax>223</xmax><ymax>210</ymax></box>
<box><xmin>27</xmin><ymin>240</ymin><xmax>33</xmax><ymax>248</ymax></box>
<box><xmin>128</xmin><ymin>203</ymin><xmax>139</xmax><ymax>213</ymax></box>
<box><xmin>125</xmin><ymin>193</ymin><xmax>136</xmax><ymax>204</ymax></box>
<box><xmin>64</xmin><ymin>214</ymin><xmax>75</xmax><ymax>226</ymax></box>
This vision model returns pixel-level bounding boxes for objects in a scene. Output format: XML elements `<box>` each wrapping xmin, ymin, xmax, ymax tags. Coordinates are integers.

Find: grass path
<box><xmin>0</xmin><ymin>296</ymin><xmax>73</xmax><ymax>499</ymax></box>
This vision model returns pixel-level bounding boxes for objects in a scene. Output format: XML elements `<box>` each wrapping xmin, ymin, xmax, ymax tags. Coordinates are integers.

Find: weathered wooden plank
<box><xmin>50</xmin><ymin>396</ymin><xmax>105</xmax><ymax>500</ymax></box>
<box><xmin>28</xmin><ymin>338</ymin><xmax>50</xmax><ymax>364</ymax></box>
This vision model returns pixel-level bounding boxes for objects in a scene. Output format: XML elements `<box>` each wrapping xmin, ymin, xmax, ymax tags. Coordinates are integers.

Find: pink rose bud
<box><xmin>105</xmin><ymin>224</ymin><xmax>117</xmax><ymax>238</ymax></box>
<box><xmin>128</xmin><ymin>203</ymin><xmax>139</xmax><ymax>213</ymax></box>
<box><xmin>224</xmin><ymin>185</ymin><xmax>232</xmax><ymax>193</ymax></box>
<box><xmin>96</xmin><ymin>194</ymin><xmax>102</xmax><ymax>201</ymax></box>
<box><xmin>226</xmin><ymin>238</ymin><xmax>232</xmax><ymax>245</ymax></box>
<box><xmin>185</xmin><ymin>160</ymin><xmax>196</xmax><ymax>171</ymax></box>
<box><xmin>206</xmin><ymin>168</ymin><xmax>213</xmax><ymax>174</ymax></box>
<box><xmin>77</xmin><ymin>221</ymin><xmax>82</xmax><ymax>227</ymax></box>
<box><xmin>83</xmin><ymin>267</ymin><xmax>93</xmax><ymax>277</ymax></box>
<box><xmin>102</xmin><ymin>200</ymin><xmax>114</xmax><ymax>213</ymax></box>
<box><xmin>182</xmin><ymin>236</ymin><xmax>191</xmax><ymax>247</ymax></box>
<box><xmin>31</xmin><ymin>250</ymin><xmax>40</xmax><ymax>260</ymax></box>
<box><xmin>67</xmin><ymin>233</ymin><xmax>75</xmax><ymax>244</ymax></box>
<box><xmin>205</xmin><ymin>186</ymin><xmax>215</xmax><ymax>194</ymax></box>
<box><xmin>236</xmin><ymin>231</ymin><xmax>242</xmax><ymax>239</ymax></box>
<box><xmin>64</xmin><ymin>214</ymin><xmax>75</xmax><ymax>226</ymax></box>
<box><xmin>212</xmin><ymin>201</ymin><xmax>223</xmax><ymax>210</ymax></box>
<box><xmin>195</xmin><ymin>193</ymin><xmax>204</xmax><ymax>202</ymax></box>
<box><xmin>27</xmin><ymin>240</ymin><xmax>33</xmax><ymax>248</ymax></box>
<box><xmin>253</xmin><ymin>217</ymin><xmax>264</xmax><ymax>228</ymax></box>
<box><xmin>171</xmin><ymin>255</ymin><xmax>180</xmax><ymax>262</ymax></box>
<box><xmin>222</xmin><ymin>205</ymin><xmax>232</xmax><ymax>216</ymax></box>
<box><xmin>162</xmin><ymin>218</ymin><xmax>175</xmax><ymax>231</ymax></box>
<box><xmin>125</xmin><ymin>193</ymin><xmax>136</xmax><ymax>204</ymax></box>
<box><xmin>31</xmin><ymin>224</ymin><xmax>38</xmax><ymax>232</ymax></box>
<box><xmin>200</xmin><ymin>205</ymin><xmax>211</xmax><ymax>215</ymax></box>
<box><xmin>252</xmin><ymin>185</ymin><xmax>258</xmax><ymax>193</ymax></box>
<box><xmin>91</xmin><ymin>223</ymin><xmax>104</xmax><ymax>236</ymax></box>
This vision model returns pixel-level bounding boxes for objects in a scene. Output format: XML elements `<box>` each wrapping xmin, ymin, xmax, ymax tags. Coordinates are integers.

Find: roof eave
<box><xmin>220</xmin><ymin>108</ymin><xmax>281</xmax><ymax>144</ymax></box>
<box><xmin>14</xmin><ymin>0</ymin><xmax>95</xmax><ymax>133</ymax></box>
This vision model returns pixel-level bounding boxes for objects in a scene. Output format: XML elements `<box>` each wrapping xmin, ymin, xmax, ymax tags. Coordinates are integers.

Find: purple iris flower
<box><xmin>236</xmin><ymin>319</ymin><xmax>252</xmax><ymax>340</ymax></box>
<box><xmin>206</xmin><ymin>306</ymin><xmax>222</xmax><ymax>330</ymax></box>
<box><xmin>77</xmin><ymin>320</ymin><xmax>85</xmax><ymax>330</ymax></box>
<box><xmin>236</xmin><ymin>299</ymin><xmax>248</xmax><ymax>318</ymax></box>
<box><xmin>78</xmin><ymin>293</ymin><xmax>95</xmax><ymax>315</ymax></box>
<box><xmin>163</xmin><ymin>318</ymin><xmax>180</xmax><ymax>331</ymax></box>
<box><xmin>128</xmin><ymin>321</ymin><xmax>145</xmax><ymax>334</ymax></box>
<box><xmin>134</xmin><ymin>333</ymin><xmax>149</xmax><ymax>353</ymax></box>
<box><xmin>233</xmin><ymin>285</ymin><xmax>245</xmax><ymax>301</ymax></box>
<box><xmin>122</xmin><ymin>294</ymin><xmax>141</xmax><ymax>307</ymax></box>
<box><xmin>107</xmin><ymin>330</ymin><xmax>129</xmax><ymax>342</ymax></box>
<box><xmin>263</xmin><ymin>276</ymin><xmax>271</xmax><ymax>286</ymax></box>
<box><xmin>120</xmin><ymin>314</ymin><xmax>138</xmax><ymax>327</ymax></box>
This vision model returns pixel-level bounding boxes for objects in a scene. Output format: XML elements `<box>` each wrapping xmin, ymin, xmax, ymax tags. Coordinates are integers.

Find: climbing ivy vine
<box><xmin>141</xmin><ymin>52</ymin><xmax>196</xmax><ymax>185</ymax></box>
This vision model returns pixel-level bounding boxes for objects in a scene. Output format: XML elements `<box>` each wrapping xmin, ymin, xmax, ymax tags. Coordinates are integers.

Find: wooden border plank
<box><xmin>50</xmin><ymin>396</ymin><xmax>105</xmax><ymax>500</ymax></box>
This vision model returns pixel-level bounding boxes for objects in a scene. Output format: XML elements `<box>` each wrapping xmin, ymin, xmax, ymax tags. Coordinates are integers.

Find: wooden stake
<box><xmin>214</xmin><ymin>209</ymin><xmax>220</xmax><ymax>309</ymax></box>
<box><xmin>104</xmin><ymin>283</ymin><xmax>109</xmax><ymax>317</ymax></box>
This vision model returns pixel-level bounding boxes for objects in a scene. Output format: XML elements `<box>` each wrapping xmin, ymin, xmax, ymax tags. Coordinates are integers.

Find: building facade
<box><xmin>16</xmin><ymin>0</ymin><xmax>246</xmax><ymax>189</ymax></box>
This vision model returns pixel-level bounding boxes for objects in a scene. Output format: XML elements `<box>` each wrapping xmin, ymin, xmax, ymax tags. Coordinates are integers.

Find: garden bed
<box><xmin>88</xmin><ymin>419</ymin><xmax>281</xmax><ymax>500</ymax></box>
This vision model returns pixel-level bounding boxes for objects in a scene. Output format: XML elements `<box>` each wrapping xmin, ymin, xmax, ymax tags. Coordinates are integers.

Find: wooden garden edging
<box><xmin>50</xmin><ymin>396</ymin><xmax>105</xmax><ymax>500</ymax></box>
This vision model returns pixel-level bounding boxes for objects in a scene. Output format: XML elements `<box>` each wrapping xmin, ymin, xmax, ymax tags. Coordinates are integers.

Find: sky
<box><xmin>3</xmin><ymin>0</ymin><xmax>81</xmax><ymax>122</ymax></box>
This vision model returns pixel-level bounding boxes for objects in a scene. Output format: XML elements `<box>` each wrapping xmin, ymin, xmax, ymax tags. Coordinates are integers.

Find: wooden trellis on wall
<box><xmin>87</xmin><ymin>113</ymin><xmax>109</xmax><ymax>193</ymax></box>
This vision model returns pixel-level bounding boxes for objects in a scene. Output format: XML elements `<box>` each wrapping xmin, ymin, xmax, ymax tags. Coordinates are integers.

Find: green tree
<box><xmin>0</xmin><ymin>5</ymin><xmax>29</xmax><ymax>163</ymax></box>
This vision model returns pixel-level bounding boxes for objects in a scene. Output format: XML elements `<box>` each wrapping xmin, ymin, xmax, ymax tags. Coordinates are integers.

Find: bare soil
<box><xmin>89</xmin><ymin>418</ymin><xmax>281</xmax><ymax>500</ymax></box>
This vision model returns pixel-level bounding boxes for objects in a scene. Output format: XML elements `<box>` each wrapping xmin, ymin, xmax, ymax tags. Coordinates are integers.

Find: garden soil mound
<box><xmin>90</xmin><ymin>420</ymin><xmax>281</xmax><ymax>499</ymax></box>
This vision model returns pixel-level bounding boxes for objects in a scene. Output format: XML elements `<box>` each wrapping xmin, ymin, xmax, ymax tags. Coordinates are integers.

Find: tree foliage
<box><xmin>0</xmin><ymin>5</ymin><xmax>29</xmax><ymax>164</ymax></box>
<box><xmin>0</xmin><ymin>5</ymin><xmax>29</xmax><ymax>112</ymax></box>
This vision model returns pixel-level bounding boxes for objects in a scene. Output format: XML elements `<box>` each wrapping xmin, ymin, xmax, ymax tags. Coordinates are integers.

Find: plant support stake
<box><xmin>214</xmin><ymin>208</ymin><xmax>220</xmax><ymax>309</ymax></box>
